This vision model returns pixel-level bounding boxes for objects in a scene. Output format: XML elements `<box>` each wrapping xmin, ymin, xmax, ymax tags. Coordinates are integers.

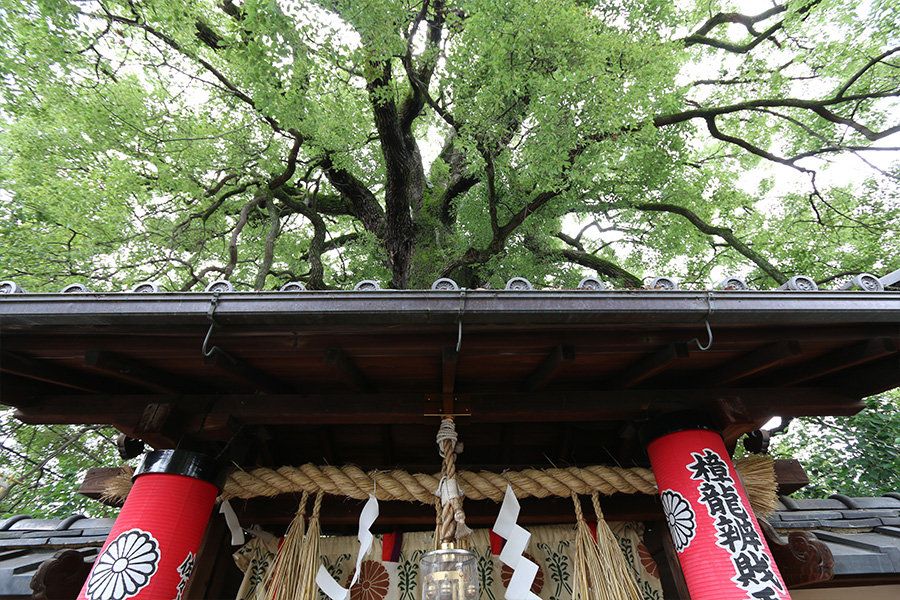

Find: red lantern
<box><xmin>646</xmin><ymin>416</ymin><xmax>790</xmax><ymax>600</ymax></box>
<box><xmin>78</xmin><ymin>450</ymin><xmax>223</xmax><ymax>600</ymax></box>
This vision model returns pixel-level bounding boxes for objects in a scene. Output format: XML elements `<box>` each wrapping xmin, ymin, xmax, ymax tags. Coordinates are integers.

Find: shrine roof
<box><xmin>0</xmin><ymin>515</ymin><xmax>111</xmax><ymax>598</ymax></box>
<box><xmin>769</xmin><ymin>493</ymin><xmax>900</xmax><ymax>584</ymax></box>
<box><xmin>1</xmin><ymin>287</ymin><xmax>898</xmax><ymax>468</ymax></box>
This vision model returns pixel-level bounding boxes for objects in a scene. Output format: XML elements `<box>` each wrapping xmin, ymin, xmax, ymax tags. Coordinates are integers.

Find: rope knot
<box><xmin>435</xmin><ymin>417</ymin><xmax>461</xmax><ymax>457</ymax></box>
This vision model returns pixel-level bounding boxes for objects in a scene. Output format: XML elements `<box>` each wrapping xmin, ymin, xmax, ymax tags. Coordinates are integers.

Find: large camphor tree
<box><xmin>1</xmin><ymin>0</ymin><xmax>899</xmax><ymax>519</ymax></box>
<box><xmin>0</xmin><ymin>0</ymin><xmax>898</xmax><ymax>291</ymax></box>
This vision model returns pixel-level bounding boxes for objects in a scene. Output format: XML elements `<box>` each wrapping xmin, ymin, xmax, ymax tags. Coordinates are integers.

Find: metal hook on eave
<box><xmin>689</xmin><ymin>319</ymin><xmax>713</xmax><ymax>352</ymax></box>
<box><xmin>202</xmin><ymin>291</ymin><xmax>222</xmax><ymax>357</ymax></box>
<box><xmin>456</xmin><ymin>288</ymin><xmax>467</xmax><ymax>353</ymax></box>
<box><xmin>687</xmin><ymin>291</ymin><xmax>715</xmax><ymax>352</ymax></box>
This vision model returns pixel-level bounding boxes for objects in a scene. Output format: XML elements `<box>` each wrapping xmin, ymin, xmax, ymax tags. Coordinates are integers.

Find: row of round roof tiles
<box><xmin>0</xmin><ymin>273</ymin><xmax>888</xmax><ymax>295</ymax></box>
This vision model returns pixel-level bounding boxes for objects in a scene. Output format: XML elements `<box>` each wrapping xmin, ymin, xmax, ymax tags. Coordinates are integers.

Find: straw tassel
<box><xmin>735</xmin><ymin>454</ymin><xmax>778</xmax><ymax>517</ymax></box>
<box><xmin>296</xmin><ymin>491</ymin><xmax>324</xmax><ymax>600</ymax></box>
<box><xmin>572</xmin><ymin>492</ymin><xmax>642</xmax><ymax>600</ymax></box>
<box><xmin>572</xmin><ymin>492</ymin><xmax>605</xmax><ymax>600</ymax></box>
<box><xmin>591</xmin><ymin>493</ymin><xmax>642</xmax><ymax>600</ymax></box>
<box><xmin>263</xmin><ymin>491</ymin><xmax>309</xmax><ymax>600</ymax></box>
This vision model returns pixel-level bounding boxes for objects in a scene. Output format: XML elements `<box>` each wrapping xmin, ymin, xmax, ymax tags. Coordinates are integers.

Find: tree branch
<box><xmin>400</xmin><ymin>0</ymin><xmax>445</xmax><ymax>129</ymax></box>
<box><xmin>810</xmin><ymin>105</ymin><xmax>900</xmax><ymax>141</ymax></box>
<box><xmin>680</xmin><ymin>3</ymin><xmax>810</xmax><ymax>54</ymax></box>
<box><xmin>225</xmin><ymin>194</ymin><xmax>268</xmax><ymax>278</ymax></box>
<box><xmin>653</xmin><ymin>90</ymin><xmax>900</xmax><ymax>131</ymax></box>
<box><xmin>635</xmin><ymin>202</ymin><xmax>788</xmax><ymax>283</ymax></box>
<box><xmin>705</xmin><ymin>115</ymin><xmax>809</xmax><ymax>171</ymax></box>
<box><xmin>275</xmin><ymin>191</ymin><xmax>327</xmax><ymax>289</ymax></box>
<box><xmin>268</xmin><ymin>135</ymin><xmax>305</xmax><ymax>190</ymax></box>
<box><xmin>836</xmin><ymin>46</ymin><xmax>900</xmax><ymax>99</ymax></box>
<box><xmin>439</xmin><ymin>190</ymin><xmax>562</xmax><ymax>277</ymax></box>
<box><xmin>95</xmin><ymin>7</ymin><xmax>285</xmax><ymax>133</ymax></box>
<box><xmin>683</xmin><ymin>21</ymin><xmax>783</xmax><ymax>54</ymax></box>
<box><xmin>524</xmin><ymin>236</ymin><xmax>642</xmax><ymax>288</ymax></box>
<box><xmin>254</xmin><ymin>203</ymin><xmax>282</xmax><ymax>290</ymax></box>
<box><xmin>319</xmin><ymin>156</ymin><xmax>385</xmax><ymax>236</ymax></box>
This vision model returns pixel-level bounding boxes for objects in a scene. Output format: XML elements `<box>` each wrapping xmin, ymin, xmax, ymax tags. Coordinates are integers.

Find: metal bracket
<box><xmin>424</xmin><ymin>394</ymin><xmax>472</xmax><ymax>417</ymax></box>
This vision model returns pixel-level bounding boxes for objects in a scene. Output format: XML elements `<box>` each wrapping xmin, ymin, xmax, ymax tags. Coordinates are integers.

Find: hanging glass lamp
<box><xmin>420</xmin><ymin>542</ymin><xmax>479</xmax><ymax>600</ymax></box>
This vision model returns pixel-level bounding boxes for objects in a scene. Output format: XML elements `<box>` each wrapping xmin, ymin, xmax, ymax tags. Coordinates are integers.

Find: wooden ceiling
<box><xmin>2</xmin><ymin>289</ymin><xmax>896</xmax><ymax>470</ymax></box>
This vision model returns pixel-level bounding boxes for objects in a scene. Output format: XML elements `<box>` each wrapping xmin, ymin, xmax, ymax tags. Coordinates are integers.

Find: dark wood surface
<box><xmin>2</xmin><ymin>294</ymin><xmax>896</xmax><ymax>471</ymax></box>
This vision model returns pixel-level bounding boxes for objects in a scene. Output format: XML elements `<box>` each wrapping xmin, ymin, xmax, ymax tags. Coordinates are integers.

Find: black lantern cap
<box><xmin>640</xmin><ymin>410</ymin><xmax>722</xmax><ymax>447</ymax></box>
<box><xmin>133</xmin><ymin>449</ymin><xmax>226</xmax><ymax>491</ymax></box>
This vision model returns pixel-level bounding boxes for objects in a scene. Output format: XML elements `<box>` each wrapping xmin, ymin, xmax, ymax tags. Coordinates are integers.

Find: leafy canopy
<box><xmin>770</xmin><ymin>390</ymin><xmax>900</xmax><ymax>498</ymax></box>
<box><xmin>0</xmin><ymin>411</ymin><xmax>123</xmax><ymax>518</ymax></box>
<box><xmin>0</xmin><ymin>0</ymin><xmax>898</xmax><ymax>292</ymax></box>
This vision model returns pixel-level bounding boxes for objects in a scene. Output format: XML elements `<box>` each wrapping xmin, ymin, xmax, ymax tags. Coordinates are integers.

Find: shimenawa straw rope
<box><xmin>104</xmin><ymin>456</ymin><xmax>777</xmax><ymax>516</ymax></box>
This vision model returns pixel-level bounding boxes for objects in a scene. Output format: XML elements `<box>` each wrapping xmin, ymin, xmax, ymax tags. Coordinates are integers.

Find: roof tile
<box><xmin>789</xmin><ymin>498</ymin><xmax>847</xmax><ymax>510</ymax></box>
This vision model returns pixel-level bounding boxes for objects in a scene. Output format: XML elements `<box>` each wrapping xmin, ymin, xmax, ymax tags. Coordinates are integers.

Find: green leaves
<box><xmin>771</xmin><ymin>391</ymin><xmax>900</xmax><ymax>498</ymax></box>
<box><xmin>0</xmin><ymin>411</ymin><xmax>123</xmax><ymax>519</ymax></box>
<box><xmin>0</xmin><ymin>0</ymin><xmax>897</xmax><ymax>291</ymax></box>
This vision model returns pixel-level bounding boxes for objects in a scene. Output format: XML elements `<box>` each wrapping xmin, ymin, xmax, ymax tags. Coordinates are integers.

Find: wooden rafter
<box><xmin>1</xmin><ymin>351</ymin><xmax>121</xmax><ymax>394</ymax></box>
<box><xmin>769</xmin><ymin>337</ymin><xmax>897</xmax><ymax>387</ymax></box>
<box><xmin>83</xmin><ymin>350</ymin><xmax>206</xmax><ymax>394</ymax></box>
<box><xmin>323</xmin><ymin>348</ymin><xmax>370</xmax><ymax>392</ymax></box>
<box><xmin>203</xmin><ymin>347</ymin><xmax>293</xmax><ymax>394</ymax></box>
<box><xmin>707</xmin><ymin>340</ymin><xmax>802</xmax><ymax>386</ymax></box>
<box><xmin>609</xmin><ymin>342</ymin><xmax>690</xmax><ymax>389</ymax></box>
<box><xmin>524</xmin><ymin>344</ymin><xmax>575</xmax><ymax>391</ymax></box>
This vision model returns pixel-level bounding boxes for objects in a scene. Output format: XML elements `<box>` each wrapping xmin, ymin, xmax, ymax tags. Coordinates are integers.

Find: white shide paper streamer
<box><xmin>316</xmin><ymin>494</ymin><xmax>380</xmax><ymax>600</ymax></box>
<box><xmin>219</xmin><ymin>500</ymin><xmax>245</xmax><ymax>546</ymax></box>
<box><xmin>492</xmin><ymin>485</ymin><xmax>541</xmax><ymax>600</ymax></box>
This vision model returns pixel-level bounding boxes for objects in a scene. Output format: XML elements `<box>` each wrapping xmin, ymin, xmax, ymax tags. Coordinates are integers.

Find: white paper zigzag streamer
<box><xmin>316</xmin><ymin>494</ymin><xmax>379</xmax><ymax>600</ymax></box>
<box><xmin>492</xmin><ymin>485</ymin><xmax>541</xmax><ymax>600</ymax></box>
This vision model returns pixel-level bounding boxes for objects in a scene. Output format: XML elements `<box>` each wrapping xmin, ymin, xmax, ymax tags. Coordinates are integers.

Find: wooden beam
<box><xmin>319</xmin><ymin>425</ymin><xmax>336</xmax><ymax>463</ymax></box>
<box><xmin>203</xmin><ymin>347</ymin><xmax>293</xmax><ymax>394</ymax></box>
<box><xmin>1</xmin><ymin>351</ymin><xmax>121</xmax><ymax>394</ymax></box>
<box><xmin>442</xmin><ymin>346</ymin><xmax>458</xmax><ymax>394</ymax></box>
<box><xmin>323</xmin><ymin>348</ymin><xmax>370</xmax><ymax>392</ymax></box>
<box><xmin>556</xmin><ymin>425</ymin><xmax>574</xmax><ymax>464</ymax></box>
<box><xmin>500</xmin><ymin>423</ymin><xmax>513</xmax><ymax>464</ymax></box>
<box><xmin>186</xmin><ymin>412</ymin><xmax>242</xmax><ymax>441</ymax></box>
<box><xmin>524</xmin><ymin>344</ymin><xmax>575</xmax><ymax>391</ymax></box>
<box><xmin>707</xmin><ymin>340</ymin><xmax>802</xmax><ymax>386</ymax></box>
<box><xmin>12</xmin><ymin>388</ymin><xmax>864</xmax><ymax>426</ymax></box>
<box><xmin>715</xmin><ymin>394</ymin><xmax>758</xmax><ymax>443</ymax></box>
<box><xmin>837</xmin><ymin>354</ymin><xmax>900</xmax><ymax>397</ymax></box>
<box><xmin>83</xmin><ymin>350</ymin><xmax>203</xmax><ymax>394</ymax></box>
<box><xmin>182</xmin><ymin>510</ymin><xmax>229</xmax><ymax>600</ymax></box>
<box><xmin>78</xmin><ymin>466</ymin><xmax>129</xmax><ymax>505</ymax></box>
<box><xmin>0</xmin><ymin>373</ymin><xmax>67</xmax><ymax>407</ymax></box>
<box><xmin>120</xmin><ymin>402</ymin><xmax>182</xmax><ymax>449</ymax></box>
<box><xmin>647</xmin><ymin>520</ymin><xmax>692</xmax><ymax>599</ymax></box>
<box><xmin>770</xmin><ymin>337</ymin><xmax>897</xmax><ymax>387</ymax></box>
<box><xmin>381</xmin><ymin>424</ymin><xmax>394</xmax><ymax>464</ymax></box>
<box><xmin>610</xmin><ymin>342</ymin><xmax>690</xmax><ymax>389</ymax></box>
<box><xmin>773</xmin><ymin>458</ymin><xmax>810</xmax><ymax>496</ymax></box>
